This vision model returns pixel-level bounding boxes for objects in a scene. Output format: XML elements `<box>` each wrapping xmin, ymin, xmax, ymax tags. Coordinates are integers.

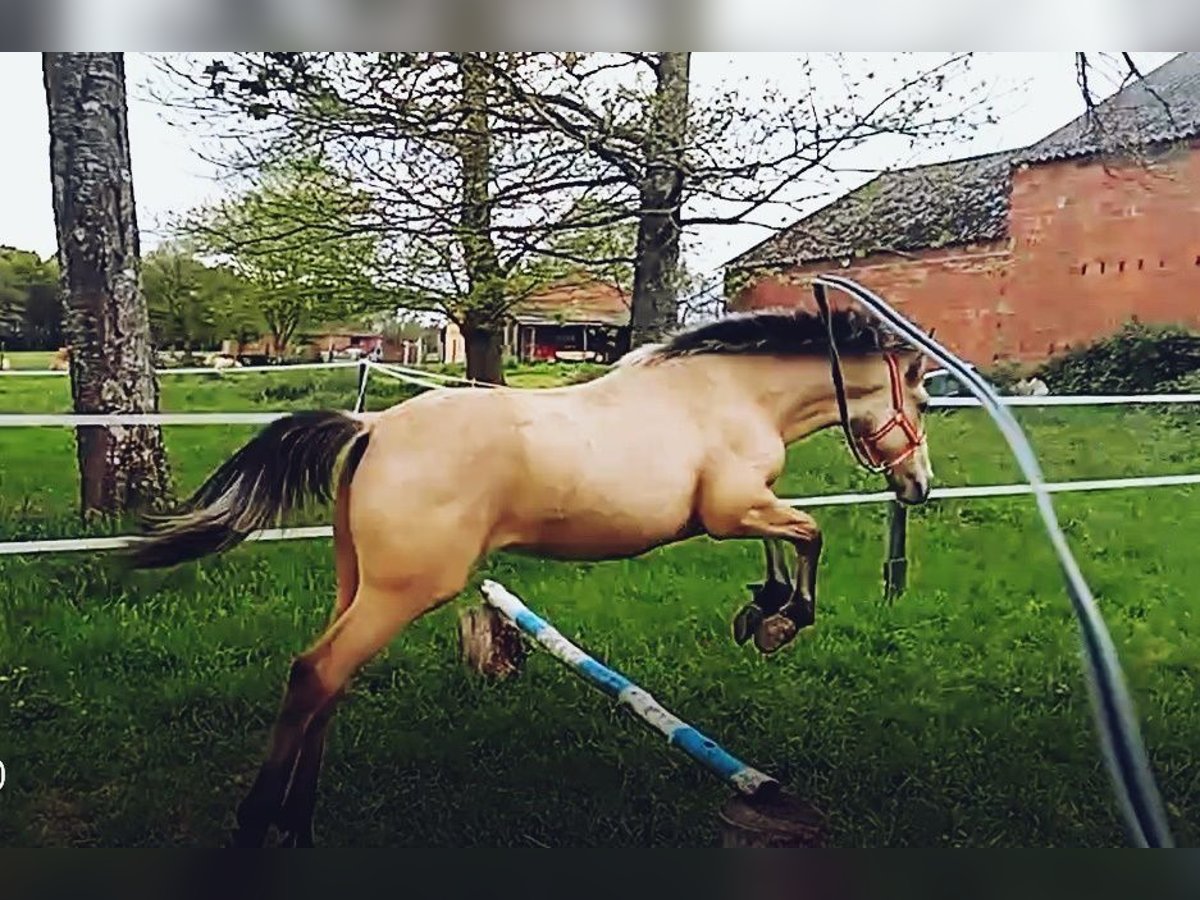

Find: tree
<box><xmin>161</xmin><ymin>52</ymin><xmax>990</xmax><ymax>375</ymax></box>
<box><xmin>1073</xmin><ymin>52</ymin><xmax>1182</xmax><ymax>161</ymax></box>
<box><xmin>455</xmin><ymin>52</ymin><xmax>508</xmax><ymax>382</ymax></box>
<box><xmin>0</xmin><ymin>261</ymin><xmax>27</xmax><ymax>346</ymax></box>
<box><xmin>182</xmin><ymin>154</ymin><xmax>395</xmax><ymax>358</ymax></box>
<box><xmin>142</xmin><ymin>246</ymin><xmax>213</xmax><ymax>350</ymax></box>
<box><xmin>143</xmin><ymin>245</ymin><xmax>259</xmax><ymax>351</ymax></box>
<box><xmin>488</xmin><ymin>52</ymin><xmax>990</xmax><ymax>346</ymax></box>
<box><xmin>160</xmin><ymin>52</ymin><xmax>633</xmax><ymax>383</ymax></box>
<box><xmin>630</xmin><ymin>52</ymin><xmax>690</xmax><ymax>346</ymax></box>
<box><xmin>0</xmin><ymin>246</ymin><xmax>60</xmax><ymax>350</ymax></box>
<box><xmin>516</xmin><ymin>197</ymin><xmax>638</xmax><ymax>292</ymax></box>
<box><xmin>43</xmin><ymin>52</ymin><xmax>172</xmax><ymax>516</ymax></box>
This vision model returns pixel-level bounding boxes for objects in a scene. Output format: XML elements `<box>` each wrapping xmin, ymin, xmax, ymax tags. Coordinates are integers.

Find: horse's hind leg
<box><xmin>275</xmin><ymin>484</ymin><xmax>359</xmax><ymax>847</ymax></box>
<box><xmin>274</xmin><ymin>606</ymin><xmax>351</xmax><ymax>847</ymax></box>
<box><xmin>275</xmin><ymin>688</ymin><xmax>343</xmax><ymax>847</ymax></box>
<box><xmin>230</xmin><ymin>578</ymin><xmax>450</xmax><ymax>848</ymax></box>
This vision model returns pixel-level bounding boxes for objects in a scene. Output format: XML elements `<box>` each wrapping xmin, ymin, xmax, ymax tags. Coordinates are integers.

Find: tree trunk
<box><xmin>456</xmin><ymin>52</ymin><xmax>507</xmax><ymax>386</ymax></box>
<box><xmin>458</xmin><ymin>604</ymin><xmax>525</xmax><ymax>680</ymax></box>
<box><xmin>43</xmin><ymin>53</ymin><xmax>172</xmax><ymax>517</ymax></box>
<box><xmin>461</xmin><ymin>313</ymin><xmax>505</xmax><ymax>385</ymax></box>
<box><xmin>630</xmin><ymin>52</ymin><xmax>691</xmax><ymax>348</ymax></box>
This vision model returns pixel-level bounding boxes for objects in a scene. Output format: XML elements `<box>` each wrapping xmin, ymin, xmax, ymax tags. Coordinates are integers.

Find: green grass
<box><xmin>1</xmin><ymin>350</ymin><xmax>58</xmax><ymax>370</ymax></box>
<box><xmin>0</xmin><ymin>367</ymin><xmax>1198</xmax><ymax>846</ymax></box>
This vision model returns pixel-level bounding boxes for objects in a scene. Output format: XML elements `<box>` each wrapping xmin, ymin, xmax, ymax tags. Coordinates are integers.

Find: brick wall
<box><xmin>730</xmin><ymin>141</ymin><xmax>1200</xmax><ymax>365</ymax></box>
<box><xmin>733</xmin><ymin>242</ymin><xmax>1013</xmax><ymax>364</ymax></box>
<box><xmin>1005</xmin><ymin>142</ymin><xmax>1200</xmax><ymax>359</ymax></box>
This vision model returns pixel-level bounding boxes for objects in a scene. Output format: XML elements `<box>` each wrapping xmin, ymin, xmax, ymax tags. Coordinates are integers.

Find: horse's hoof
<box><xmin>749</xmin><ymin>579</ymin><xmax>792</xmax><ymax>614</ymax></box>
<box><xmin>753</xmin><ymin>614</ymin><xmax>798</xmax><ymax>655</ymax></box>
<box><xmin>733</xmin><ymin>603</ymin><xmax>764</xmax><ymax>645</ymax></box>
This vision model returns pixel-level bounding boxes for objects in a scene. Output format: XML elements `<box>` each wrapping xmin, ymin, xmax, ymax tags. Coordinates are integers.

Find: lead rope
<box><xmin>813</xmin><ymin>283</ymin><xmax>886</xmax><ymax>474</ymax></box>
<box><xmin>812</xmin><ymin>273</ymin><xmax>1173</xmax><ymax>849</ymax></box>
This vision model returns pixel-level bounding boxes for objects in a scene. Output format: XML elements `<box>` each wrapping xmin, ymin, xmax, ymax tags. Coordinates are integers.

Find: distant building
<box><xmin>442</xmin><ymin>273</ymin><xmax>632</xmax><ymax>365</ymax></box>
<box><xmin>310</xmin><ymin>330</ymin><xmax>385</xmax><ymax>362</ymax></box>
<box><xmin>725</xmin><ymin>52</ymin><xmax>1200</xmax><ymax>365</ymax></box>
<box><xmin>221</xmin><ymin>328</ymin><xmax>439</xmax><ymax>365</ymax></box>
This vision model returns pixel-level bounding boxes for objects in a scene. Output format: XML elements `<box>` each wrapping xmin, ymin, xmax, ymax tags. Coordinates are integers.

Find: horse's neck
<box><xmin>739</xmin><ymin>355</ymin><xmax>883</xmax><ymax>444</ymax></box>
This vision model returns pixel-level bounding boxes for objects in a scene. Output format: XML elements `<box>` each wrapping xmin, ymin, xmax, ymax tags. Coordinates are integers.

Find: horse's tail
<box><xmin>125</xmin><ymin>410</ymin><xmax>371</xmax><ymax>570</ymax></box>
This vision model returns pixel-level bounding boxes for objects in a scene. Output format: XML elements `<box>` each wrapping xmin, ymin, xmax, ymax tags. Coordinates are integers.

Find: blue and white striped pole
<box><xmin>480</xmin><ymin>579</ymin><xmax>778</xmax><ymax>799</ymax></box>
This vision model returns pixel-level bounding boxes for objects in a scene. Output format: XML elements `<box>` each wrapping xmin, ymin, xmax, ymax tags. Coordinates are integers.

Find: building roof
<box><xmin>731</xmin><ymin>150</ymin><xmax>1016</xmax><ymax>271</ymax></box>
<box><xmin>1017</xmin><ymin>52</ymin><xmax>1200</xmax><ymax>164</ymax></box>
<box><xmin>729</xmin><ymin>52</ymin><xmax>1200</xmax><ymax>272</ymax></box>
<box><xmin>509</xmin><ymin>273</ymin><xmax>631</xmax><ymax>327</ymax></box>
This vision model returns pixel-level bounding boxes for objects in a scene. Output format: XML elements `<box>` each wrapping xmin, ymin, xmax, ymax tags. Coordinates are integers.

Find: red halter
<box><xmin>813</xmin><ymin>283</ymin><xmax>926</xmax><ymax>475</ymax></box>
<box><xmin>849</xmin><ymin>353</ymin><xmax>926</xmax><ymax>474</ymax></box>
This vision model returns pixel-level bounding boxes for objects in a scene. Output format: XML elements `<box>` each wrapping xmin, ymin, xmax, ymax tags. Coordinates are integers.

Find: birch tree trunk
<box><xmin>43</xmin><ymin>52</ymin><xmax>172</xmax><ymax>517</ymax></box>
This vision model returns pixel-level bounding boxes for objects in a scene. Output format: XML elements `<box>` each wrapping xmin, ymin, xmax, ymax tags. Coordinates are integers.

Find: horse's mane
<box><xmin>625</xmin><ymin>307</ymin><xmax>905</xmax><ymax>365</ymax></box>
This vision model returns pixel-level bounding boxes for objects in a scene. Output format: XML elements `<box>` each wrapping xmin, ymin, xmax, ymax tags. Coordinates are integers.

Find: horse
<box><xmin>125</xmin><ymin>305</ymin><xmax>935</xmax><ymax>847</ymax></box>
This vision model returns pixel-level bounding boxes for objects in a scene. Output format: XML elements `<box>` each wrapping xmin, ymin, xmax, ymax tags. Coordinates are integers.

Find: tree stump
<box><xmin>458</xmin><ymin>604</ymin><xmax>526</xmax><ymax>679</ymax></box>
<box><xmin>718</xmin><ymin>790</ymin><xmax>826</xmax><ymax>848</ymax></box>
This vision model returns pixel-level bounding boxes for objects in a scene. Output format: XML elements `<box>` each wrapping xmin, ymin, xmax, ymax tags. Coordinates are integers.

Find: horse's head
<box><xmin>845</xmin><ymin>350</ymin><xmax>934</xmax><ymax>506</ymax></box>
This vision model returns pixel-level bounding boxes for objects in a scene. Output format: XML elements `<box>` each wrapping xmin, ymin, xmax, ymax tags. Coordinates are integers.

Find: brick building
<box><xmin>726</xmin><ymin>52</ymin><xmax>1200</xmax><ymax>365</ymax></box>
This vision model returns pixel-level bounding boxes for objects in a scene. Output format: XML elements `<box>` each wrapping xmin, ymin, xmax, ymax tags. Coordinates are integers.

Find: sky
<box><xmin>0</xmin><ymin>51</ymin><xmax>1179</xmax><ymax>284</ymax></box>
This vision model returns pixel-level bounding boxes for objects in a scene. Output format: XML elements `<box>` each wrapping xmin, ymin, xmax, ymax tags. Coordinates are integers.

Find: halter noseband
<box><xmin>813</xmin><ymin>283</ymin><xmax>926</xmax><ymax>475</ymax></box>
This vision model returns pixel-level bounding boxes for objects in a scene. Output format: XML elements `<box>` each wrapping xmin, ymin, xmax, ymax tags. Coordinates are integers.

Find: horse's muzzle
<box><xmin>893</xmin><ymin>476</ymin><xmax>931</xmax><ymax>506</ymax></box>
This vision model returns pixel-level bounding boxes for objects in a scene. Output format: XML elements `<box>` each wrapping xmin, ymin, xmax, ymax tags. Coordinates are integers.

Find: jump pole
<box><xmin>475</xmin><ymin>579</ymin><xmax>825</xmax><ymax>847</ymax></box>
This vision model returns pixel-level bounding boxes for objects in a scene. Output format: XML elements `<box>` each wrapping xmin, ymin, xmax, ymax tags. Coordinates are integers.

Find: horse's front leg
<box><xmin>705</xmin><ymin>497</ymin><xmax>823</xmax><ymax>654</ymax></box>
<box><xmin>732</xmin><ymin>539</ymin><xmax>793</xmax><ymax>645</ymax></box>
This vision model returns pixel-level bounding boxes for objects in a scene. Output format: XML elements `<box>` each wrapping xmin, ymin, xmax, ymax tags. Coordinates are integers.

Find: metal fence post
<box><xmin>354</xmin><ymin>360</ymin><xmax>370</xmax><ymax>413</ymax></box>
<box><xmin>883</xmin><ymin>499</ymin><xmax>908</xmax><ymax>602</ymax></box>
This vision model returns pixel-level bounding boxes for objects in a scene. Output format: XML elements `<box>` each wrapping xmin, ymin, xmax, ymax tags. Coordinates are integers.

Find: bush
<box><xmin>1033</xmin><ymin>321</ymin><xmax>1200</xmax><ymax>395</ymax></box>
<box><xmin>260</xmin><ymin>381</ymin><xmax>318</xmax><ymax>402</ymax></box>
<box><xmin>981</xmin><ymin>359</ymin><xmax>1028</xmax><ymax>394</ymax></box>
<box><xmin>1163</xmin><ymin>370</ymin><xmax>1200</xmax><ymax>429</ymax></box>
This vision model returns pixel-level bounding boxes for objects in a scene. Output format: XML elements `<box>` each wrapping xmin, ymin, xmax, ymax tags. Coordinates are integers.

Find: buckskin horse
<box><xmin>127</xmin><ymin>305</ymin><xmax>934</xmax><ymax>847</ymax></box>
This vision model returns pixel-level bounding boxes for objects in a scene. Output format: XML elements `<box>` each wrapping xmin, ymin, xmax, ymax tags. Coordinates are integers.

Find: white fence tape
<box><xmin>0</xmin><ymin>526</ymin><xmax>332</xmax><ymax>557</ymax></box>
<box><xmin>2</xmin><ymin>473</ymin><xmax>1196</xmax><ymax>557</ymax></box>
<box><xmin>0</xmin><ymin>360</ymin><xmax>361</xmax><ymax>377</ymax></box>
<box><xmin>366</xmin><ymin>362</ymin><xmax>458</xmax><ymax>391</ymax></box>
<box><xmin>3</xmin><ymin>391</ymin><xmax>1200</xmax><ymax>428</ymax></box>
<box><xmin>782</xmin><ymin>472</ymin><xmax>1200</xmax><ymax>508</ymax></box>
<box><xmin>0</xmin><ymin>412</ymin><xmax>290</xmax><ymax>427</ymax></box>
<box><xmin>932</xmin><ymin>393</ymin><xmax>1200</xmax><ymax>408</ymax></box>
<box><xmin>367</xmin><ymin>360</ymin><xmax>489</xmax><ymax>388</ymax></box>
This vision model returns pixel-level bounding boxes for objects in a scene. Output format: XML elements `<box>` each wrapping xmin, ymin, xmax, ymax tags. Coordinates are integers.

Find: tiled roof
<box><xmin>729</xmin><ymin>53</ymin><xmax>1200</xmax><ymax>271</ymax></box>
<box><xmin>731</xmin><ymin>150</ymin><xmax>1016</xmax><ymax>270</ymax></box>
<box><xmin>509</xmin><ymin>273</ymin><xmax>631</xmax><ymax>327</ymax></box>
<box><xmin>1017</xmin><ymin>52</ymin><xmax>1200</xmax><ymax>164</ymax></box>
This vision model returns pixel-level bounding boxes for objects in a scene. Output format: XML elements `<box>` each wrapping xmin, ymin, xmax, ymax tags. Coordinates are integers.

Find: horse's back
<box><xmin>348</xmin><ymin>377</ymin><xmax>711</xmax><ymax>565</ymax></box>
<box><xmin>497</xmin><ymin>374</ymin><xmax>711</xmax><ymax>559</ymax></box>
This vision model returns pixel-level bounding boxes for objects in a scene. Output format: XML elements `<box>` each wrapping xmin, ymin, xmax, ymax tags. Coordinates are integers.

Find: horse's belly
<box><xmin>505</xmin><ymin>505</ymin><xmax>702</xmax><ymax>562</ymax></box>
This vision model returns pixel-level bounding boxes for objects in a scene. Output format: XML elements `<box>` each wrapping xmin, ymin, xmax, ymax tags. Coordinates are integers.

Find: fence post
<box><xmin>354</xmin><ymin>360</ymin><xmax>370</xmax><ymax>413</ymax></box>
<box><xmin>883</xmin><ymin>500</ymin><xmax>908</xmax><ymax>602</ymax></box>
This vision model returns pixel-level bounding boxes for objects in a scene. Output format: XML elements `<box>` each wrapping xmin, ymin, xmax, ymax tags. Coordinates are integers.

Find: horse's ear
<box><xmin>903</xmin><ymin>350</ymin><xmax>937</xmax><ymax>385</ymax></box>
<box><xmin>904</xmin><ymin>352</ymin><xmax>923</xmax><ymax>385</ymax></box>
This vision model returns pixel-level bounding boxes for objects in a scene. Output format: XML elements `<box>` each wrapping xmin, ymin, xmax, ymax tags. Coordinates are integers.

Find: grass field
<box><xmin>1</xmin><ymin>350</ymin><xmax>58</xmax><ymax>371</ymax></box>
<box><xmin>1</xmin><ymin>363</ymin><xmax>1198</xmax><ymax>847</ymax></box>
